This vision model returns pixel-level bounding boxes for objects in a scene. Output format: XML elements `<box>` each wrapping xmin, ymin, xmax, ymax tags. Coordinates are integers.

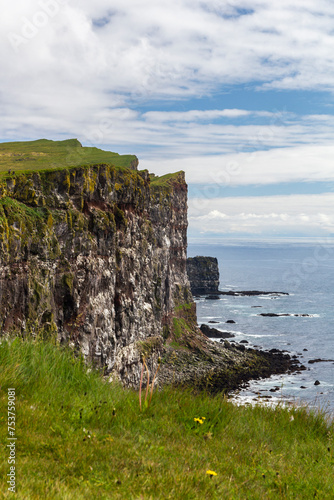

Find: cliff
<box><xmin>0</xmin><ymin>139</ymin><xmax>300</xmax><ymax>391</ymax></box>
<box><xmin>0</xmin><ymin>139</ymin><xmax>196</xmax><ymax>386</ymax></box>
<box><xmin>187</xmin><ymin>256</ymin><xmax>220</xmax><ymax>295</ymax></box>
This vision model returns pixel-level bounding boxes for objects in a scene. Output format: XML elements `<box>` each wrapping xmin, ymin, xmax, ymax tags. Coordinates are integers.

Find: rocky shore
<box><xmin>179</xmin><ymin>256</ymin><xmax>301</xmax><ymax>394</ymax></box>
<box><xmin>159</xmin><ymin>334</ymin><xmax>302</xmax><ymax>394</ymax></box>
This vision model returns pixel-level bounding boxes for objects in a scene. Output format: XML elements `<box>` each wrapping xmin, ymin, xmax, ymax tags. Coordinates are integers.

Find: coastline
<box><xmin>159</xmin><ymin>333</ymin><xmax>302</xmax><ymax>394</ymax></box>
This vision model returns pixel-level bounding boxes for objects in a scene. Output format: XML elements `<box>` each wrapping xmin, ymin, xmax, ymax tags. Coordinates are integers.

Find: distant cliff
<box><xmin>187</xmin><ymin>256</ymin><xmax>219</xmax><ymax>295</ymax></box>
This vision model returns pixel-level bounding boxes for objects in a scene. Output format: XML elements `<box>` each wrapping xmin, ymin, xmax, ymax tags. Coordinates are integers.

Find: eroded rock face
<box><xmin>186</xmin><ymin>256</ymin><xmax>219</xmax><ymax>295</ymax></box>
<box><xmin>0</xmin><ymin>164</ymin><xmax>193</xmax><ymax>385</ymax></box>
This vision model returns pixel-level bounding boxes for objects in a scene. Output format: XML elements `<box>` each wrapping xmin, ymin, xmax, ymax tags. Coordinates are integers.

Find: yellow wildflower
<box><xmin>206</xmin><ymin>470</ymin><xmax>217</xmax><ymax>477</ymax></box>
<box><xmin>194</xmin><ymin>417</ymin><xmax>204</xmax><ymax>424</ymax></box>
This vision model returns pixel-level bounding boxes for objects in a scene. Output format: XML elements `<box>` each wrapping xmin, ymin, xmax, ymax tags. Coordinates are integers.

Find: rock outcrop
<box><xmin>186</xmin><ymin>256</ymin><xmax>219</xmax><ymax>295</ymax></box>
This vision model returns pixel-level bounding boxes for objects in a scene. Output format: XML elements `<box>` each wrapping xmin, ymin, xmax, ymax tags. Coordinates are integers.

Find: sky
<box><xmin>2</xmin><ymin>0</ymin><xmax>334</xmax><ymax>241</ymax></box>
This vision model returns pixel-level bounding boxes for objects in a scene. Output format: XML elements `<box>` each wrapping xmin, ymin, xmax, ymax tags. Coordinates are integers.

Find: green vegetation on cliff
<box><xmin>149</xmin><ymin>171</ymin><xmax>185</xmax><ymax>188</ymax></box>
<box><xmin>1</xmin><ymin>337</ymin><xmax>333</xmax><ymax>499</ymax></box>
<box><xmin>0</xmin><ymin>139</ymin><xmax>137</xmax><ymax>175</ymax></box>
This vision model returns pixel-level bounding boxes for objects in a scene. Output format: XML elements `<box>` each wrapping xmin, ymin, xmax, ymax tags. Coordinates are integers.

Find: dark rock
<box><xmin>258</xmin><ymin>313</ymin><xmax>281</xmax><ymax>317</ymax></box>
<box><xmin>303</xmin><ymin>349</ymin><xmax>308</xmax><ymax>351</ymax></box>
<box><xmin>219</xmin><ymin>290</ymin><xmax>288</xmax><ymax>296</ymax></box>
<box><xmin>314</xmin><ymin>380</ymin><xmax>321</xmax><ymax>386</ymax></box>
<box><xmin>258</xmin><ymin>313</ymin><xmax>313</xmax><ymax>317</ymax></box>
<box><xmin>308</xmin><ymin>358</ymin><xmax>334</xmax><ymax>364</ymax></box>
<box><xmin>186</xmin><ymin>256</ymin><xmax>219</xmax><ymax>295</ymax></box>
<box><xmin>240</xmin><ymin>340</ymin><xmax>249</xmax><ymax>344</ymax></box>
<box><xmin>208</xmin><ymin>321</ymin><xmax>219</xmax><ymax>324</ymax></box>
<box><xmin>205</xmin><ymin>295</ymin><xmax>220</xmax><ymax>300</ymax></box>
<box><xmin>200</xmin><ymin>324</ymin><xmax>235</xmax><ymax>339</ymax></box>
<box><xmin>226</xmin><ymin>320</ymin><xmax>236</xmax><ymax>324</ymax></box>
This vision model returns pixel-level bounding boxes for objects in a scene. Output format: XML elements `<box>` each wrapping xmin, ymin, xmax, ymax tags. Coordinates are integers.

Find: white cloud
<box><xmin>188</xmin><ymin>193</ymin><xmax>334</xmax><ymax>236</ymax></box>
<box><xmin>143</xmin><ymin>109</ymin><xmax>252</xmax><ymax>122</ymax></box>
<box><xmin>141</xmin><ymin>144</ymin><xmax>334</xmax><ymax>186</ymax></box>
<box><xmin>2</xmin><ymin>0</ymin><xmax>334</xmax><ymax>141</ymax></box>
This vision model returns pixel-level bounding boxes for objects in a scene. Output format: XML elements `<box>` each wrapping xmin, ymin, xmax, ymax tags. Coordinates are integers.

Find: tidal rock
<box><xmin>314</xmin><ymin>380</ymin><xmax>321</xmax><ymax>386</ymax></box>
<box><xmin>258</xmin><ymin>313</ymin><xmax>313</xmax><ymax>317</ymax></box>
<box><xmin>309</xmin><ymin>358</ymin><xmax>334</xmax><ymax>364</ymax></box>
<box><xmin>200</xmin><ymin>324</ymin><xmax>235</xmax><ymax>339</ymax></box>
<box><xmin>219</xmin><ymin>290</ymin><xmax>288</xmax><ymax>296</ymax></box>
<box><xmin>226</xmin><ymin>320</ymin><xmax>236</xmax><ymax>324</ymax></box>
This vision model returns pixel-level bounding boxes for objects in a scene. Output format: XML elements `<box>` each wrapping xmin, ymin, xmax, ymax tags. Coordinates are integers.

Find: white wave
<box><xmin>246</xmin><ymin>333</ymin><xmax>277</xmax><ymax>338</ymax></box>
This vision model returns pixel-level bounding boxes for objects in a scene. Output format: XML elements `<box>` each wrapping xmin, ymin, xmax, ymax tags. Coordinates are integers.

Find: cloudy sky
<box><xmin>2</xmin><ymin>0</ymin><xmax>334</xmax><ymax>241</ymax></box>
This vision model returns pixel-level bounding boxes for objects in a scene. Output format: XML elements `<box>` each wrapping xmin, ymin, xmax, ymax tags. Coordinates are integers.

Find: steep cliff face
<box><xmin>0</xmin><ymin>143</ymin><xmax>195</xmax><ymax>386</ymax></box>
<box><xmin>187</xmin><ymin>256</ymin><xmax>220</xmax><ymax>295</ymax></box>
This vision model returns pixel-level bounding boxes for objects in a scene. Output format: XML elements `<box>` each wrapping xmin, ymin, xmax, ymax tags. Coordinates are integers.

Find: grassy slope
<box><xmin>0</xmin><ymin>139</ymin><xmax>137</xmax><ymax>175</ymax></box>
<box><xmin>0</xmin><ymin>338</ymin><xmax>333</xmax><ymax>499</ymax></box>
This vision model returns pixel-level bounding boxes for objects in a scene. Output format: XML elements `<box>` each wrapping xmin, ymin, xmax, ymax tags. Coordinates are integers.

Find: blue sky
<box><xmin>2</xmin><ymin>0</ymin><xmax>334</xmax><ymax>240</ymax></box>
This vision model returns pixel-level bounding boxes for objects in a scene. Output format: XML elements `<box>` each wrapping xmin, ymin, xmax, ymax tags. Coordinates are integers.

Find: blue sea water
<box><xmin>188</xmin><ymin>241</ymin><xmax>334</xmax><ymax>414</ymax></box>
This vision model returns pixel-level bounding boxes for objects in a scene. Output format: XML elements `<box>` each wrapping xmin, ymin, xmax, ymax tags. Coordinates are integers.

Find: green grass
<box><xmin>150</xmin><ymin>171</ymin><xmax>184</xmax><ymax>187</ymax></box>
<box><xmin>0</xmin><ymin>139</ymin><xmax>137</xmax><ymax>175</ymax></box>
<box><xmin>0</xmin><ymin>337</ymin><xmax>334</xmax><ymax>499</ymax></box>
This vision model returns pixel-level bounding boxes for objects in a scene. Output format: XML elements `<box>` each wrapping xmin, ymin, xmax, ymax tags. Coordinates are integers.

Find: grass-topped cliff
<box><xmin>0</xmin><ymin>138</ymin><xmax>199</xmax><ymax>389</ymax></box>
<box><xmin>0</xmin><ymin>337</ymin><xmax>333</xmax><ymax>499</ymax></box>
<box><xmin>0</xmin><ymin>139</ymin><xmax>138</xmax><ymax>175</ymax></box>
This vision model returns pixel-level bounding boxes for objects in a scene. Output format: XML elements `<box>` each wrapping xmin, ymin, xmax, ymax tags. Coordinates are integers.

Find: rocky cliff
<box><xmin>187</xmin><ymin>256</ymin><xmax>220</xmax><ymax>295</ymax></box>
<box><xmin>0</xmin><ymin>139</ymin><xmax>196</xmax><ymax>386</ymax></box>
<box><xmin>0</xmin><ymin>139</ymin><xmax>300</xmax><ymax>392</ymax></box>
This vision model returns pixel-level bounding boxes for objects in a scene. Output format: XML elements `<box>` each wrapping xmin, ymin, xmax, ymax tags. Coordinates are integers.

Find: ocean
<box><xmin>188</xmin><ymin>241</ymin><xmax>334</xmax><ymax>415</ymax></box>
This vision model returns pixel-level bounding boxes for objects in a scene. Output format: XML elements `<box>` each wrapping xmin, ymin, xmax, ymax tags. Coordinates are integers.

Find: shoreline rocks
<box><xmin>199</xmin><ymin>324</ymin><xmax>235</xmax><ymax>339</ymax></box>
<box><xmin>159</xmin><ymin>336</ymin><xmax>302</xmax><ymax>394</ymax></box>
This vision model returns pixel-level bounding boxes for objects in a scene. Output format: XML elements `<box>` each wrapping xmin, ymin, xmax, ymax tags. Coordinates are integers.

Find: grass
<box><xmin>150</xmin><ymin>171</ymin><xmax>184</xmax><ymax>187</ymax></box>
<box><xmin>0</xmin><ymin>139</ymin><xmax>137</xmax><ymax>175</ymax></box>
<box><xmin>0</xmin><ymin>337</ymin><xmax>334</xmax><ymax>499</ymax></box>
